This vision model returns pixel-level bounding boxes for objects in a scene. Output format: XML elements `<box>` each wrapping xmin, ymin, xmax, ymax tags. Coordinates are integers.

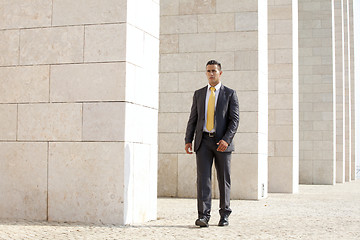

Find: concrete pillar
<box><xmin>0</xmin><ymin>0</ymin><xmax>159</xmax><ymax>225</ymax></box>
<box><xmin>349</xmin><ymin>0</ymin><xmax>356</xmax><ymax>180</ymax></box>
<box><xmin>159</xmin><ymin>0</ymin><xmax>268</xmax><ymax>200</ymax></box>
<box><xmin>342</xmin><ymin>0</ymin><xmax>350</xmax><ymax>182</ymax></box>
<box><xmin>354</xmin><ymin>0</ymin><xmax>360</xmax><ymax>179</ymax></box>
<box><xmin>299</xmin><ymin>0</ymin><xmax>336</xmax><ymax>184</ymax></box>
<box><xmin>268</xmin><ymin>0</ymin><xmax>299</xmax><ymax>193</ymax></box>
<box><xmin>334</xmin><ymin>0</ymin><xmax>345</xmax><ymax>183</ymax></box>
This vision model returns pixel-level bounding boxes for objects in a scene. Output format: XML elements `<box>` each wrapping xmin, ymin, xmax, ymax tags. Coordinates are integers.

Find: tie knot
<box><xmin>210</xmin><ymin>87</ymin><xmax>215</xmax><ymax>92</ymax></box>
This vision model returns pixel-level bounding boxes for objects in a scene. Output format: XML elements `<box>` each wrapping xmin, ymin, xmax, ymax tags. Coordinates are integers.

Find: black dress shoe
<box><xmin>195</xmin><ymin>217</ymin><xmax>209</xmax><ymax>227</ymax></box>
<box><xmin>218</xmin><ymin>217</ymin><xmax>229</xmax><ymax>226</ymax></box>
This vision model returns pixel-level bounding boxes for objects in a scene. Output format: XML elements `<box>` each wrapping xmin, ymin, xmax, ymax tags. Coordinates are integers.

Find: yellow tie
<box><xmin>206</xmin><ymin>87</ymin><xmax>215</xmax><ymax>131</ymax></box>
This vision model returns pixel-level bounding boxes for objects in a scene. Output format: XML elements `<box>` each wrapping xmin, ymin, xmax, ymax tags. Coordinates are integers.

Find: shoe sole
<box><xmin>195</xmin><ymin>219</ymin><xmax>209</xmax><ymax>227</ymax></box>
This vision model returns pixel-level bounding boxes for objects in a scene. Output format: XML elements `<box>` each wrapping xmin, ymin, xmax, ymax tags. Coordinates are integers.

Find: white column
<box><xmin>354</xmin><ymin>0</ymin><xmax>360</xmax><ymax>179</ymax></box>
<box><xmin>268</xmin><ymin>0</ymin><xmax>299</xmax><ymax>193</ymax></box>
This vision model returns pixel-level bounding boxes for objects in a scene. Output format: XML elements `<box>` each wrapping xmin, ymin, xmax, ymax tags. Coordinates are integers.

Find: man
<box><xmin>185</xmin><ymin>60</ymin><xmax>239</xmax><ymax>227</ymax></box>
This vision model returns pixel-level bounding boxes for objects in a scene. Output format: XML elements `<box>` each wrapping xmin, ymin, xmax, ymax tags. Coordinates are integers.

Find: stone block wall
<box><xmin>0</xmin><ymin>0</ymin><xmax>159</xmax><ymax>225</ymax></box>
<box><xmin>299</xmin><ymin>0</ymin><xmax>335</xmax><ymax>184</ymax></box>
<box><xmin>159</xmin><ymin>0</ymin><xmax>268</xmax><ymax>200</ymax></box>
<box><xmin>268</xmin><ymin>0</ymin><xmax>299</xmax><ymax>193</ymax></box>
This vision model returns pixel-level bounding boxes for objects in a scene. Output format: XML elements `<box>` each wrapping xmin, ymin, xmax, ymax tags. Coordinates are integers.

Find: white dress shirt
<box><xmin>203</xmin><ymin>82</ymin><xmax>221</xmax><ymax>133</ymax></box>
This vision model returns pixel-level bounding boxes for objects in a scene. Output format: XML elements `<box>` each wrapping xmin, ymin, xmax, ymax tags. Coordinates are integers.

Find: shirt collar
<box><xmin>207</xmin><ymin>82</ymin><xmax>221</xmax><ymax>91</ymax></box>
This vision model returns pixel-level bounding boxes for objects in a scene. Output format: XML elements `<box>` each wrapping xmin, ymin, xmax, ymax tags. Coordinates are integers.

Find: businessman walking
<box><xmin>185</xmin><ymin>60</ymin><xmax>239</xmax><ymax>227</ymax></box>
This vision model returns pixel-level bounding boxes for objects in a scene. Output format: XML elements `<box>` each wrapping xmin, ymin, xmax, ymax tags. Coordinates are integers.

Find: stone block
<box><xmin>178</xmin><ymin>72</ymin><xmax>208</xmax><ymax>92</ymax></box>
<box><xmin>275</xmin><ymin>49</ymin><xmax>293</xmax><ymax>63</ymax></box>
<box><xmin>18</xmin><ymin>103</ymin><xmax>82</xmax><ymax>141</ymax></box>
<box><xmin>179</xmin><ymin>33</ymin><xmax>216</xmax><ymax>53</ymax></box>
<box><xmin>235</xmin><ymin>12</ymin><xmax>258</xmax><ymax>31</ymax></box>
<box><xmin>20</xmin><ymin>26</ymin><xmax>83</xmax><ymax>65</ymax></box>
<box><xmin>177</xmin><ymin>154</ymin><xmax>197</xmax><ymax>198</ymax></box>
<box><xmin>312</xmin><ymin>160</ymin><xmax>335</xmax><ymax>184</ymax></box>
<box><xmin>233</xmin><ymin>133</ymin><xmax>258</xmax><ymax>154</ymax></box>
<box><xmin>235</xmin><ymin>51</ymin><xmax>258</xmax><ymax>70</ymax></box>
<box><xmin>0</xmin><ymin>104</ymin><xmax>17</xmax><ymax>140</ymax></box>
<box><xmin>268</xmin><ymin>93</ymin><xmax>293</xmax><ymax>109</ymax></box>
<box><xmin>160</xmin><ymin>35</ymin><xmax>179</xmax><ymax>54</ymax></box>
<box><xmin>231</xmin><ymin>154</ymin><xmax>259</xmax><ymax>200</ymax></box>
<box><xmin>159</xmin><ymin>72</ymin><xmax>179</xmax><ymax>92</ymax></box>
<box><xmin>274</xmin><ymin>20</ymin><xmax>293</xmax><ymax>34</ymax></box>
<box><xmin>50</xmin><ymin>63</ymin><xmax>126</xmax><ymax>102</ymax></box>
<box><xmin>160</xmin><ymin>0</ymin><xmax>179</xmax><ymax>16</ymax></box>
<box><xmin>159</xmin><ymin>92</ymin><xmax>193</xmax><ymax>113</ymax></box>
<box><xmin>125</xmin><ymin>63</ymin><xmax>159</xmax><ymax>109</ymax></box>
<box><xmin>0</xmin><ymin>142</ymin><xmax>47</xmax><ymax>220</ymax></box>
<box><xmin>132</xmin><ymin>143</ymin><xmax>152</xmax><ymax>223</ymax></box>
<box><xmin>196</xmin><ymin>52</ymin><xmax>235</xmax><ymax>71</ymax></box>
<box><xmin>0</xmin><ymin>30</ymin><xmax>19</xmax><ymax>66</ymax></box>
<box><xmin>0</xmin><ymin>66</ymin><xmax>49</xmax><ymax>103</ymax></box>
<box><xmin>128</xmin><ymin>0</ymin><xmax>159</xmax><ymax>37</ymax></box>
<box><xmin>52</xmin><ymin>0</ymin><xmax>126</xmax><ymax>26</ymax></box>
<box><xmin>269</xmin><ymin>126</ymin><xmax>293</xmax><ymax>141</ymax></box>
<box><xmin>158</xmin><ymin>154</ymin><xmax>178</xmax><ymax>197</ymax></box>
<box><xmin>0</xmin><ymin>0</ymin><xmax>51</xmax><ymax>29</ymax></box>
<box><xmin>223</xmin><ymin>71</ymin><xmax>258</xmax><ymax>91</ymax></box>
<box><xmin>48</xmin><ymin>142</ymin><xmax>124</xmax><ymax>224</ymax></box>
<box><xmin>158</xmin><ymin>113</ymin><xmax>179</xmax><ymax>133</ymax></box>
<box><xmin>275</xmin><ymin>140</ymin><xmax>293</xmax><ymax>157</ymax></box>
<box><xmin>83</xmin><ymin>102</ymin><xmax>125</xmax><ymax>141</ymax></box>
<box><xmin>161</xmin><ymin>15</ymin><xmax>197</xmax><ymax>34</ymax></box>
<box><xmin>238</xmin><ymin>91</ymin><xmax>258</xmax><ymax>112</ymax></box>
<box><xmin>158</xmin><ymin>133</ymin><xmax>184</xmax><ymax>154</ymax></box>
<box><xmin>269</xmin><ymin>34</ymin><xmax>292</xmax><ymax>49</ymax></box>
<box><xmin>160</xmin><ymin>53</ymin><xmax>197</xmax><ymax>72</ymax></box>
<box><xmin>238</xmin><ymin>112</ymin><xmax>258</xmax><ymax>133</ymax></box>
<box><xmin>268</xmin><ymin>5</ymin><xmax>292</xmax><ymax>20</ymax></box>
<box><xmin>124</xmin><ymin>103</ymin><xmax>158</xmax><ymax>145</ymax></box>
<box><xmin>216</xmin><ymin>32</ymin><xmax>258</xmax><ymax>51</ymax></box>
<box><xmin>198</xmin><ymin>13</ymin><xmax>235</xmax><ymax>32</ymax></box>
<box><xmin>179</xmin><ymin>0</ymin><xmax>215</xmax><ymax>14</ymax></box>
<box><xmin>216</xmin><ymin>0</ymin><xmax>257</xmax><ymax>13</ymax></box>
<box><xmin>274</xmin><ymin>109</ymin><xmax>293</xmax><ymax>125</ymax></box>
<box><xmin>268</xmin><ymin>156</ymin><xmax>294</xmax><ymax>192</ymax></box>
<box><xmin>84</xmin><ymin>24</ymin><xmax>126</xmax><ymax>62</ymax></box>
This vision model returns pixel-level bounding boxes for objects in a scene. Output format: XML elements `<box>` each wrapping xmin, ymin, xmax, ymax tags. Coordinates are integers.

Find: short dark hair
<box><xmin>206</xmin><ymin>60</ymin><xmax>221</xmax><ymax>71</ymax></box>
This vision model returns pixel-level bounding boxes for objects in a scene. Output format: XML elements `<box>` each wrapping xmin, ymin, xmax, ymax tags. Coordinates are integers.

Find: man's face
<box><xmin>206</xmin><ymin>64</ymin><xmax>222</xmax><ymax>86</ymax></box>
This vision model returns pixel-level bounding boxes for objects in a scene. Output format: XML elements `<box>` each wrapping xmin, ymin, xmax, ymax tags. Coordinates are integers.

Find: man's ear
<box><xmin>220</xmin><ymin>71</ymin><xmax>223</xmax><ymax>76</ymax></box>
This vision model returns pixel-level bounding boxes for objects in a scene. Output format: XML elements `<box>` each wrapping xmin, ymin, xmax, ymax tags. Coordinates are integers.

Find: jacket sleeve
<box><xmin>222</xmin><ymin>90</ymin><xmax>239</xmax><ymax>145</ymax></box>
<box><xmin>185</xmin><ymin>91</ymin><xmax>198</xmax><ymax>144</ymax></box>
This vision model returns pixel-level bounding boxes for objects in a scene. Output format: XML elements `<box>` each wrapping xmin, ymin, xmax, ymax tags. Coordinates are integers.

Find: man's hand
<box><xmin>185</xmin><ymin>143</ymin><xmax>193</xmax><ymax>154</ymax></box>
<box><xmin>217</xmin><ymin>140</ymin><xmax>229</xmax><ymax>152</ymax></box>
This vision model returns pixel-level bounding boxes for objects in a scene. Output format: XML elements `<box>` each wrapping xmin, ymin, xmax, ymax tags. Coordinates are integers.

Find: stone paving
<box><xmin>1</xmin><ymin>181</ymin><xmax>360</xmax><ymax>239</ymax></box>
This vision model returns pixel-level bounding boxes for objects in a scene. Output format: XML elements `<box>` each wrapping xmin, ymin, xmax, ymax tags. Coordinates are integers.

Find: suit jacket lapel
<box><xmin>216</xmin><ymin>84</ymin><xmax>225</xmax><ymax>113</ymax></box>
<box><xmin>199</xmin><ymin>86</ymin><xmax>207</xmax><ymax>117</ymax></box>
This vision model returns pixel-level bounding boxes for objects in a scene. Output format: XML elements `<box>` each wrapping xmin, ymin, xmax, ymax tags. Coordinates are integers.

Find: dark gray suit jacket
<box><xmin>185</xmin><ymin>84</ymin><xmax>239</xmax><ymax>153</ymax></box>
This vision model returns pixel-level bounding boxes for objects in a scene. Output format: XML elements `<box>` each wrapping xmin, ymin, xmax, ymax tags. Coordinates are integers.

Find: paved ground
<box><xmin>1</xmin><ymin>181</ymin><xmax>360</xmax><ymax>239</ymax></box>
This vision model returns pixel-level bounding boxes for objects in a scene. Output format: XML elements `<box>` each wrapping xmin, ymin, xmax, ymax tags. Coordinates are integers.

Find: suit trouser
<box><xmin>196</xmin><ymin>134</ymin><xmax>232</xmax><ymax>220</ymax></box>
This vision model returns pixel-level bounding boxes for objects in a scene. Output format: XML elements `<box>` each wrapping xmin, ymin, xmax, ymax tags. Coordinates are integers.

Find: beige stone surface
<box><xmin>0</xmin><ymin>30</ymin><xmax>19</xmax><ymax>66</ymax></box>
<box><xmin>83</xmin><ymin>102</ymin><xmax>125</xmax><ymax>141</ymax></box>
<box><xmin>160</xmin><ymin>35</ymin><xmax>179</xmax><ymax>54</ymax></box>
<box><xmin>216</xmin><ymin>0</ymin><xmax>258</xmax><ymax>13</ymax></box>
<box><xmin>52</xmin><ymin>0</ymin><xmax>126</xmax><ymax>26</ymax></box>
<box><xmin>179</xmin><ymin>0</ymin><xmax>215</xmax><ymax>14</ymax></box>
<box><xmin>159</xmin><ymin>92</ymin><xmax>193</xmax><ymax>113</ymax></box>
<box><xmin>235</xmin><ymin>12</ymin><xmax>258</xmax><ymax>31</ymax></box>
<box><xmin>179</xmin><ymin>33</ymin><xmax>216</xmax><ymax>53</ymax></box>
<box><xmin>177</xmin><ymin>154</ymin><xmax>197</xmax><ymax>198</ymax></box>
<box><xmin>160</xmin><ymin>0</ymin><xmax>179</xmax><ymax>16</ymax></box>
<box><xmin>84</xmin><ymin>24</ymin><xmax>126</xmax><ymax>62</ymax></box>
<box><xmin>0</xmin><ymin>142</ymin><xmax>47</xmax><ymax>220</ymax></box>
<box><xmin>0</xmin><ymin>0</ymin><xmax>51</xmax><ymax>29</ymax></box>
<box><xmin>20</xmin><ymin>26</ymin><xmax>83</xmax><ymax>65</ymax></box>
<box><xmin>0</xmin><ymin>66</ymin><xmax>49</xmax><ymax>103</ymax></box>
<box><xmin>2</xmin><ymin>182</ymin><xmax>360</xmax><ymax>239</ymax></box>
<box><xmin>216</xmin><ymin>32</ymin><xmax>258</xmax><ymax>51</ymax></box>
<box><xmin>17</xmin><ymin>103</ymin><xmax>82</xmax><ymax>141</ymax></box>
<box><xmin>160</xmin><ymin>15</ymin><xmax>197</xmax><ymax>34</ymax></box>
<box><xmin>159</xmin><ymin>73</ymin><xmax>178</xmax><ymax>92</ymax></box>
<box><xmin>160</xmin><ymin>53</ymin><xmax>197</xmax><ymax>72</ymax></box>
<box><xmin>0</xmin><ymin>104</ymin><xmax>17</xmax><ymax>140</ymax></box>
<box><xmin>198</xmin><ymin>13</ymin><xmax>235</xmax><ymax>33</ymax></box>
<box><xmin>158</xmin><ymin>154</ymin><xmax>178</xmax><ymax>197</ymax></box>
<box><xmin>158</xmin><ymin>133</ymin><xmax>184</xmax><ymax>154</ymax></box>
<box><xmin>48</xmin><ymin>142</ymin><xmax>124</xmax><ymax>224</ymax></box>
<box><xmin>234</xmin><ymin>50</ymin><xmax>258</xmax><ymax>70</ymax></box>
<box><xmin>50</xmin><ymin>63</ymin><xmax>125</xmax><ymax>102</ymax></box>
